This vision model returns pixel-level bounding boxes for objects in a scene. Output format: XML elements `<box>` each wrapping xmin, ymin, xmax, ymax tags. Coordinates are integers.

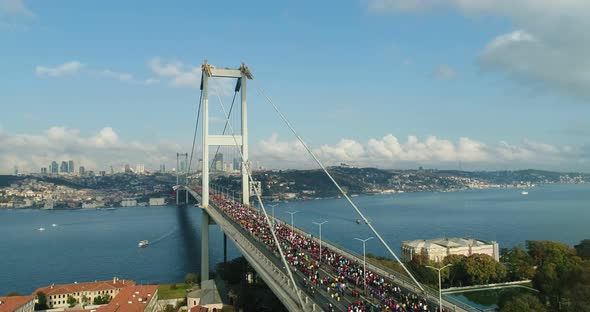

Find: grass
<box><xmin>157</xmin><ymin>283</ymin><xmax>194</xmax><ymax>300</ymax></box>
<box><xmin>366</xmin><ymin>254</ymin><xmax>409</xmax><ymax>276</ymax></box>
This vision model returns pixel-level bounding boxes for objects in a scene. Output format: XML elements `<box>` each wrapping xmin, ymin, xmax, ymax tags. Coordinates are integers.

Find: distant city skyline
<box><xmin>1</xmin><ymin>0</ymin><xmax>589</xmax><ymax>173</ymax></box>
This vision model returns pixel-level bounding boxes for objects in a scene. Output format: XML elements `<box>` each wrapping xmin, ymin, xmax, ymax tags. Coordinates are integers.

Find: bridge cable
<box><xmin>253</xmin><ymin>81</ymin><xmax>426</xmax><ymax>293</ymax></box>
<box><xmin>209</xmin><ymin>90</ymin><xmax>238</xmax><ymax>172</ymax></box>
<box><xmin>187</xmin><ymin>89</ymin><xmax>204</xmax><ymax>182</ymax></box>
<box><xmin>212</xmin><ymin>88</ymin><xmax>307</xmax><ymax>310</ymax></box>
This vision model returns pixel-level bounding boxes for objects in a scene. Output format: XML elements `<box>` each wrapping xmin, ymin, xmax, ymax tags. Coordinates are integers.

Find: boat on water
<box><xmin>521</xmin><ymin>191</ymin><xmax>529</xmax><ymax>195</ymax></box>
<box><xmin>356</xmin><ymin>219</ymin><xmax>362</xmax><ymax>224</ymax></box>
<box><xmin>138</xmin><ymin>240</ymin><xmax>149</xmax><ymax>248</ymax></box>
<box><xmin>38</xmin><ymin>227</ymin><xmax>45</xmax><ymax>231</ymax></box>
<box><xmin>51</xmin><ymin>224</ymin><xmax>57</xmax><ymax>227</ymax></box>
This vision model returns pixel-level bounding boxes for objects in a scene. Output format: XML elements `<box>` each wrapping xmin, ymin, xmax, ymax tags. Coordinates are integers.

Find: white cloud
<box><xmin>35</xmin><ymin>61</ymin><xmax>84</xmax><ymax>77</ymax></box>
<box><xmin>0</xmin><ymin>0</ymin><xmax>33</xmax><ymax>17</ymax></box>
<box><xmin>149</xmin><ymin>58</ymin><xmax>201</xmax><ymax>88</ymax></box>
<box><xmin>433</xmin><ymin>64</ymin><xmax>457</xmax><ymax>80</ymax></box>
<box><xmin>254</xmin><ymin>133</ymin><xmax>585</xmax><ymax>170</ymax></box>
<box><xmin>367</xmin><ymin>0</ymin><xmax>590</xmax><ymax>98</ymax></box>
<box><xmin>0</xmin><ymin>126</ymin><xmax>182</xmax><ymax>174</ymax></box>
<box><xmin>99</xmin><ymin>69</ymin><xmax>160</xmax><ymax>86</ymax></box>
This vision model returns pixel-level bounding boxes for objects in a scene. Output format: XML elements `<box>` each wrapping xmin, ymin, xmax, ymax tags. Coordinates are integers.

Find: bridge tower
<box><xmin>200</xmin><ymin>61</ymin><xmax>253</xmax><ymax>281</ymax></box>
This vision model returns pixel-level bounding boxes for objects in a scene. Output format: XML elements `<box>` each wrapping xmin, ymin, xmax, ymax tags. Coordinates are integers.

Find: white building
<box><xmin>401</xmin><ymin>237</ymin><xmax>499</xmax><ymax>263</ymax></box>
<box><xmin>121</xmin><ymin>199</ymin><xmax>137</xmax><ymax>207</ymax></box>
<box><xmin>148</xmin><ymin>197</ymin><xmax>166</xmax><ymax>206</ymax></box>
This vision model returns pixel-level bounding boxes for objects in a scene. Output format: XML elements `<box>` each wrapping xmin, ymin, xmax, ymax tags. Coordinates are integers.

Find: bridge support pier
<box><xmin>223</xmin><ymin>233</ymin><xmax>227</xmax><ymax>264</ymax></box>
<box><xmin>201</xmin><ymin>209</ymin><xmax>210</xmax><ymax>282</ymax></box>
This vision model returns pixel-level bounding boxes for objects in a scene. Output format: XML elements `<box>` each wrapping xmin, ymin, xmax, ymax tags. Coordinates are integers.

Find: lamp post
<box><xmin>312</xmin><ymin>221</ymin><xmax>327</xmax><ymax>263</ymax></box>
<box><xmin>426</xmin><ymin>264</ymin><xmax>453</xmax><ymax>312</ymax></box>
<box><xmin>354</xmin><ymin>237</ymin><xmax>374</xmax><ymax>295</ymax></box>
<box><xmin>269</xmin><ymin>204</ymin><xmax>278</xmax><ymax>224</ymax></box>
<box><xmin>285</xmin><ymin>210</ymin><xmax>300</xmax><ymax>237</ymax></box>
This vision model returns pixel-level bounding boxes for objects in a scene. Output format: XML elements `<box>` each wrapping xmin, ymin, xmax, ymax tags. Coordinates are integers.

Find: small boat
<box><xmin>138</xmin><ymin>240</ymin><xmax>149</xmax><ymax>248</ymax></box>
<box><xmin>38</xmin><ymin>227</ymin><xmax>45</xmax><ymax>231</ymax></box>
<box><xmin>356</xmin><ymin>219</ymin><xmax>362</xmax><ymax>224</ymax></box>
<box><xmin>521</xmin><ymin>191</ymin><xmax>529</xmax><ymax>195</ymax></box>
<box><xmin>51</xmin><ymin>224</ymin><xmax>57</xmax><ymax>227</ymax></box>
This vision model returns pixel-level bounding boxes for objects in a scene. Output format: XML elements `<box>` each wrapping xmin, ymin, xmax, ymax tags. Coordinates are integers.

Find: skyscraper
<box><xmin>50</xmin><ymin>161</ymin><xmax>58</xmax><ymax>174</ymax></box>
<box><xmin>213</xmin><ymin>153</ymin><xmax>224</xmax><ymax>171</ymax></box>
<box><xmin>41</xmin><ymin>167</ymin><xmax>48</xmax><ymax>174</ymax></box>
<box><xmin>79</xmin><ymin>166</ymin><xmax>85</xmax><ymax>176</ymax></box>
<box><xmin>68</xmin><ymin>160</ymin><xmax>75</xmax><ymax>173</ymax></box>
<box><xmin>60</xmin><ymin>161</ymin><xmax>68</xmax><ymax>173</ymax></box>
<box><xmin>233</xmin><ymin>158</ymin><xmax>240</xmax><ymax>171</ymax></box>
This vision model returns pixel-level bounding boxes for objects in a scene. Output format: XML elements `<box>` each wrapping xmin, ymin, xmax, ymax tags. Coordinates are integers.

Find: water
<box><xmin>1</xmin><ymin>184</ymin><xmax>589</xmax><ymax>296</ymax></box>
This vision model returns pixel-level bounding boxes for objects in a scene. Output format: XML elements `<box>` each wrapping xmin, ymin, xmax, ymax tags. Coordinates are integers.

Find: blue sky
<box><xmin>1</xmin><ymin>0</ymin><xmax>589</xmax><ymax>173</ymax></box>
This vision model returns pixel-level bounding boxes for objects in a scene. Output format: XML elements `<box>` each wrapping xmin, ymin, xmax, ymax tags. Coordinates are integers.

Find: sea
<box><xmin>1</xmin><ymin>183</ymin><xmax>589</xmax><ymax>296</ymax></box>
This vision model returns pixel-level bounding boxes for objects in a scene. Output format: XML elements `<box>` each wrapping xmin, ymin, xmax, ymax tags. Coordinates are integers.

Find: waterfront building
<box><xmin>148</xmin><ymin>198</ymin><xmax>166</xmax><ymax>206</ymax></box>
<box><xmin>121</xmin><ymin>199</ymin><xmax>137</xmax><ymax>207</ymax></box>
<box><xmin>33</xmin><ymin>278</ymin><xmax>135</xmax><ymax>309</ymax></box>
<box><xmin>0</xmin><ymin>295</ymin><xmax>35</xmax><ymax>312</ymax></box>
<box><xmin>68</xmin><ymin>160</ymin><xmax>75</xmax><ymax>173</ymax></box>
<box><xmin>401</xmin><ymin>237</ymin><xmax>500</xmax><ymax>263</ymax></box>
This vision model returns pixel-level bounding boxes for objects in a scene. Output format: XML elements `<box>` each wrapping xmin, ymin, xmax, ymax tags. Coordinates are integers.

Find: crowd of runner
<box><xmin>208</xmin><ymin>192</ymin><xmax>445</xmax><ymax>312</ymax></box>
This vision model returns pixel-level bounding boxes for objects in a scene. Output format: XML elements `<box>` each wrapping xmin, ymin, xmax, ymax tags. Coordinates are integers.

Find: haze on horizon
<box><xmin>1</xmin><ymin>0</ymin><xmax>589</xmax><ymax>173</ymax></box>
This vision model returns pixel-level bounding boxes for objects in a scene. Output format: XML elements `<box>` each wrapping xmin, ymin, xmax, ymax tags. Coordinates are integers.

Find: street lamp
<box><xmin>312</xmin><ymin>221</ymin><xmax>327</xmax><ymax>263</ymax></box>
<box><xmin>354</xmin><ymin>237</ymin><xmax>375</xmax><ymax>295</ymax></box>
<box><xmin>285</xmin><ymin>210</ymin><xmax>300</xmax><ymax>237</ymax></box>
<box><xmin>269</xmin><ymin>204</ymin><xmax>279</xmax><ymax>224</ymax></box>
<box><xmin>426</xmin><ymin>264</ymin><xmax>453</xmax><ymax>312</ymax></box>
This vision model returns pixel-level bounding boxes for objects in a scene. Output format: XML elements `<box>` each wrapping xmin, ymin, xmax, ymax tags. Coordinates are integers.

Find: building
<box><xmin>79</xmin><ymin>166</ymin><xmax>85</xmax><ymax>176</ymax></box>
<box><xmin>232</xmin><ymin>158</ymin><xmax>240</xmax><ymax>171</ymax></box>
<box><xmin>68</xmin><ymin>160</ymin><xmax>75</xmax><ymax>173</ymax></box>
<box><xmin>198</xmin><ymin>159</ymin><xmax>203</xmax><ymax>172</ymax></box>
<box><xmin>148</xmin><ymin>198</ymin><xmax>165</xmax><ymax>206</ymax></box>
<box><xmin>187</xmin><ymin>280</ymin><xmax>232</xmax><ymax>312</ymax></box>
<box><xmin>121</xmin><ymin>199</ymin><xmax>137</xmax><ymax>207</ymax></box>
<box><xmin>33</xmin><ymin>278</ymin><xmax>135</xmax><ymax>309</ymax></box>
<box><xmin>135</xmin><ymin>164</ymin><xmax>145</xmax><ymax>174</ymax></box>
<box><xmin>124</xmin><ymin>164</ymin><xmax>131</xmax><ymax>173</ymax></box>
<box><xmin>60</xmin><ymin>161</ymin><xmax>68</xmax><ymax>173</ymax></box>
<box><xmin>159</xmin><ymin>164</ymin><xmax>166</xmax><ymax>173</ymax></box>
<box><xmin>0</xmin><ymin>295</ymin><xmax>35</xmax><ymax>312</ymax></box>
<box><xmin>50</xmin><ymin>161</ymin><xmax>59</xmax><ymax>174</ymax></box>
<box><xmin>213</xmin><ymin>153</ymin><xmax>223</xmax><ymax>171</ymax></box>
<box><xmin>40</xmin><ymin>167</ymin><xmax>48</xmax><ymax>175</ymax></box>
<box><xmin>96</xmin><ymin>285</ymin><xmax>158</xmax><ymax>312</ymax></box>
<box><xmin>401</xmin><ymin>238</ymin><xmax>500</xmax><ymax>263</ymax></box>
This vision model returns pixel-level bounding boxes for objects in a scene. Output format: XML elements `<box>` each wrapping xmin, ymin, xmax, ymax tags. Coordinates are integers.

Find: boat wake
<box><xmin>149</xmin><ymin>228</ymin><xmax>178</xmax><ymax>246</ymax></box>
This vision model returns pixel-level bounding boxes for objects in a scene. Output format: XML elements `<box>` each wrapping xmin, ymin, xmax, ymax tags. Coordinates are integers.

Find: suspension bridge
<box><xmin>172</xmin><ymin>61</ymin><xmax>475</xmax><ymax>312</ymax></box>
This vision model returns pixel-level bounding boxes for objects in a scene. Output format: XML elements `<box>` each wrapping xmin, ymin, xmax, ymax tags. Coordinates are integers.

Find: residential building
<box><xmin>33</xmin><ymin>278</ymin><xmax>135</xmax><ymax>309</ymax></box>
<box><xmin>68</xmin><ymin>160</ymin><xmax>75</xmax><ymax>173</ymax></box>
<box><xmin>79</xmin><ymin>166</ymin><xmax>85</xmax><ymax>176</ymax></box>
<box><xmin>96</xmin><ymin>285</ymin><xmax>158</xmax><ymax>312</ymax></box>
<box><xmin>0</xmin><ymin>295</ymin><xmax>35</xmax><ymax>312</ymax></box>
<box><xmin>50</xmin><ymin>161</ymin><xmax>59</xmax><ymax>174</ymax></box>
<box><xmin>213</xmin><ymin>153</ymin><xmax>223</xmax><ymax>171</ymax></box>
<box><xmin>232</xmin><ymin>158</ymin><xmax>240</xmax><ymax>171</ymax></box>
<box><xmin>40</xmin><ymin>168</ymin><xmax>48</xmax><ymax>175</ymax></box>
<box><xmin>401</xmin><ymin>237</ymin><xmax>500</xmax><ymax>263</ymax></box>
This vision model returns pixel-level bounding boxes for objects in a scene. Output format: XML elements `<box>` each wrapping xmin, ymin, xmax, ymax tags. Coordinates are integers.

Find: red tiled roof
<box><xmin>33</xmin><ymin>280</ymin><xmax>136</xmax><ymax>296</ymax></box>
<box><xmin>96</xmin><ymin>285</ymin><xmax>158</xmax><ymax>312</ymax></box>
<box><xmin>0</xmin><ymin>295</ymin><xmax>34</xmax><ymax>312</ymax></box>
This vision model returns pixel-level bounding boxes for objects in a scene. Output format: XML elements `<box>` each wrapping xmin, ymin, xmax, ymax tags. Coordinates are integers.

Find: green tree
<box><xmin>6</xmin><ymin>291</ymin><xmax>23</xmax><ymax>296</ymax></box>
<box><xmin>67</xmin><ymin>295</ymin><xmax>77</xmax><ymax>308</ymax></box>
<box><xmin>93</xmin><ymin>294</ymin><xmax>112</xmax><ymax>305</ymax></box>
<box><xmin>561</xmin><ymin>260</ymin><xmax>590</xmax><ymax>312</ymax></box>
<box><xmin>443</xmin><ymin>254</ymin><xmax>466</xmax><ymax>287</ymax></box>
<box><xmin>185</xmin><ymin>272</ymin><xmax>199</xmax><ymax>285</ymax></box>
<box><xmin>574</xmin><ymin>239</ymin><xmax>590</xmax><ymax>260</ymax></box>
<box><xmin>35</xmin><ymin>291</ymin><xmax>48</xmax><ymax>310</ymax></box>
<box><xmin>81</xmin><ymin>295</ymin><xmax>90</xmax><ymax>305</ymax></box>
<box><xmin>498</xmin><ymin>294</ymin><xmax>548</xmax><ymax>312</ymax></box>
<box><xmin>163</xmin><ymin>304</ymin><xmax>176</xmax><ymax>312</ymax></box>
<box><xmin>501</xmin><ymin>246</ymin><xmax>535</xmax><ymax>281</ymax></box>
<box><xmin>460</xmin><ymin>254</ymin><xmax>506</xmax><ymax>285</ymax></box>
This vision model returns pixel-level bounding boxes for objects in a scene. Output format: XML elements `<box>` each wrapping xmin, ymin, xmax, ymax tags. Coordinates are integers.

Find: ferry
<box><xmin>521</xmin><ymin>191</ymin><xmax>529</xmax><ymax>195</ymax></box>
<box><xmin>138</xmin><ymin>240</ymin><xmax>149</xmax><ymax>248</ymax></box>
<box><xmin>38</xmin><ymin>227</ymin><xmax>45</xmax><ymax>231</ymax></box>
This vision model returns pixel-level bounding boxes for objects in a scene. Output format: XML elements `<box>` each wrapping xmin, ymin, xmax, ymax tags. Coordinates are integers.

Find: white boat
<box><xmin>38</xmin><ymin>227</ymin><xmax>45</xmax><ymax>231</ymax></box>
<box><xmin>138</xmin><ymin>240</ymin><xmax>149</xmax><ymax>248</ymax></box>
<box><xmin>521</xmin><ymin>191</ymin><xmax>529</xmax><ymax>195</ymax></box>
<box><xmin>51</xmin><ymin>224</ymin><xmax>57</xmax><ymax>227</ymax></box>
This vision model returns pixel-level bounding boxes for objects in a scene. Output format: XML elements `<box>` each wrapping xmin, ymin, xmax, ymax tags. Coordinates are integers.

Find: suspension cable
<box><xmin>212</xmin><ymin>88</ymin><xmax>306</xmax><ymax>310</ymax></box>
<box><xmin>187</xmin><ymin>89</ymin><xmax>203</xmax><ymax>179</ymax></box>
<box><xmin>209</xmin><ymin>90</ymin><xmax>238</xmax><ymax>172</ymax></box>
<box><xmin>254</xmin><ymin>80</ymin><xmax>426</xmax><ymax>292</ymax></box>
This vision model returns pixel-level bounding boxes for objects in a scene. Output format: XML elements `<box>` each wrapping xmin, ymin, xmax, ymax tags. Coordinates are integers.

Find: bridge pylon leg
<box><xmin>201</xmin><ymin>209</ymin><xmax>210</xmax><ymax>282</ymax></box>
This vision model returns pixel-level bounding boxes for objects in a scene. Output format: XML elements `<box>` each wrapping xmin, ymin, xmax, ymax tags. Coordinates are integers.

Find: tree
<box><xmin>574</xmin><ymin>239</ymin><xmax>590</xmax><ymax>260</ymax></box>
<box><xmin>35</xmin><ymin>291</ymin><xmax>48</xmax><ymax>310</ymax></box>
<box><xmin>163</xmin><ymin>304</ymin><xmax>176</xmax><ymax>312</ymax></box>
<box><xmin>67</xmin><ymin>295</ymin><xmax>77</xmax><ymax>308</ymax></box>
<box><xmin>6</xmin><ymin>291</ymin><xmax>23</xmax><ymax>296</ymax></box>
<box><xmin>501</xmin><ymin>246</ymin><xmax>535</xmax><ymax>281</ymax></box>
<box><xmin>498</xmin><ymin>294</ymin><xmax>548</xmax><ymax>312</ymax></box>
<box><xmin>185</xmin><ymin>272</ymin><xmax>199</xmax><ymax>285</ymax></box>
<box><xmin>561</xmin><ymin>260</ymin><xmax>590</xmax><ymax>312</ymax></box>
<box><xmin>460</xmin><ymin>254</ymin><xmax>506</xmax><ymax>285</ymax></box>
<box><xmin>443</xmin><ymin>254</ymin><xmax>466</xmax><ymax>287</ymax></box>
<box><xmin>93</xmin><ymin>294</ymin><xmax>112</xmax><ymax>305</ymax></box>
<box><xmin>81</xmin><ymin>295</ymin><xmax>90</xmax><ymax>305</ymax></box>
